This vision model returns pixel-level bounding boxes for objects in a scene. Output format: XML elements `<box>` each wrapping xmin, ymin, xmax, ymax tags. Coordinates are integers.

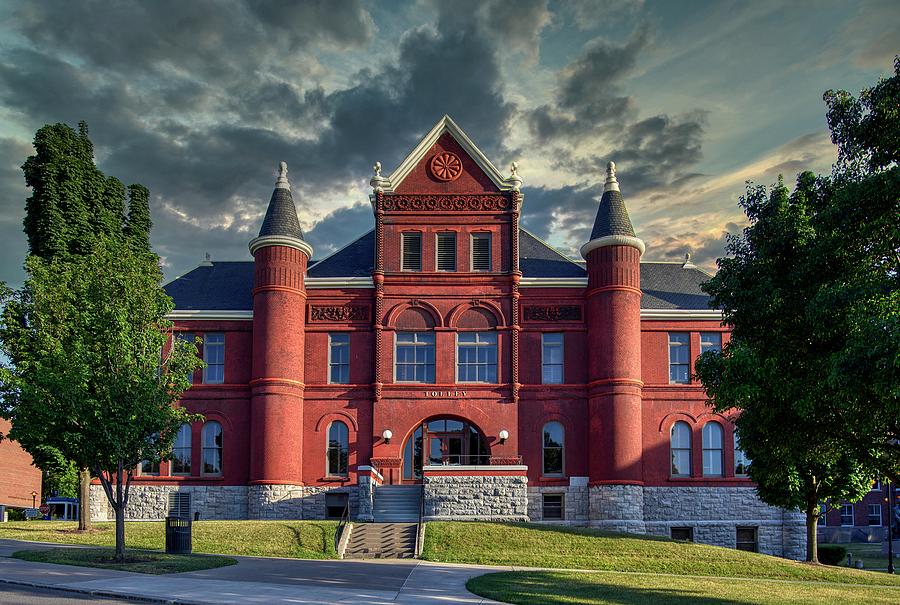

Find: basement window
<box><xmin>167</xmin><ymin>492</ymin><xmax>192</xmax><ymax>519</ymax></box>
<box><xmin>326</xmin><ymin>493</ymin><xmax>349</xmax><ymax>520</ymax></box>
<box><xmin>670</xmin><ymin>527</ymin><xmax>694</xmax><ymax>542</ymax></box>
<box><xmin>542</xmin><ymin>493</ymin><xmax>564</xmax><ymax>520</ymax></box>
<box><xmin>735</xmin><ymin>526</ymin><xmax>758</xmax><ymax>552</ymax></box>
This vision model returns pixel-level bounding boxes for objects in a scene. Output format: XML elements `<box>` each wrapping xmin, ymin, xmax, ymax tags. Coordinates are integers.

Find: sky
<box><xmin>0</xmin><ymin>0</ymin><xmax>896</xmax><ymax>286</ymax></box>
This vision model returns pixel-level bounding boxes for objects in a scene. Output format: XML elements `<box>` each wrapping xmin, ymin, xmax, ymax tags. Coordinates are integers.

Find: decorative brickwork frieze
<box><xmin>381</xmin><ymin>194</ymin><xmax>512</xmax><ymax>212</ymax></box>
<box><xmin>309</xmin><ymin>305</ymin><xmax>369</xmax><ymax>322</ymax></box>
<box><xmin>523</xmin><ymin>305</ymin><xmax>583</xmax><ymax>322</ymax></box>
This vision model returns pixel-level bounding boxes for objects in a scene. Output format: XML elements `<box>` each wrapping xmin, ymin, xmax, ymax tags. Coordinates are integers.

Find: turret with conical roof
<box><xmin>583</xmin><ymin>162</ymin><xmax>646</xmax><ymax>531</ymax></box>
<box><xmin>248</xmin><ymin>162</ymin><xmax>310</xmax><ymax>506</ymax></box>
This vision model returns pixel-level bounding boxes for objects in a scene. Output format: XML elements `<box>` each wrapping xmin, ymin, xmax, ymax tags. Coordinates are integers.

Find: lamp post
<box><xmin>31</xmin><ymin>490</ymin><xmax>37</xmax><ymax>509</ymax></box>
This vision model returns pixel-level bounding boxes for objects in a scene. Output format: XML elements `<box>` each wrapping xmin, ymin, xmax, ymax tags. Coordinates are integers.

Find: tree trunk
<box><xmin>78</xmin><ymin>468</ymin><xmax>92</xmax><ymax>531</ymax></box>
<box><xmin>805</xmin><ymin>494</ymin><xmax>819</xmax><ymax>563</ymax></box>
<box><xmin>114</xmin><ymin>462</ymin><xmax>125</xmax><ymax>562</ymax></box>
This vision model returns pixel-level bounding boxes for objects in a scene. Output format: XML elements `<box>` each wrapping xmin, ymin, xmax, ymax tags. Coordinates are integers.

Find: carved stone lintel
<box><xmin>309</xmin><ymin>305</ymin><xmax>369</xmax><ymax>322</ymax></box>
<box><xmin>523</xmin><ymin>305</ymin><xmax>582</xmax><ymax>322</ymax></box>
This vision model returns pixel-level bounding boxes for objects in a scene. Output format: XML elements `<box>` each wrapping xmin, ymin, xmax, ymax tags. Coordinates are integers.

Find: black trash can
<box><xmin>165</xmin><ymin>516</ymin><xmax>192</xmax><ymax>554</ymax></box>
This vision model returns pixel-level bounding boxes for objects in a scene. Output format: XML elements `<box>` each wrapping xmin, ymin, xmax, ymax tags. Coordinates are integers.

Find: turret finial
<box><xmin>370</xmin><ymin>160</ymin><xmax>388</xmax><ymax>192</ymax></box>
<box><xmin>508</xmin><ymin>161</ymin><xmax>523</xmax><ymax>191</ymax></box>
<box><xmin>275</xmin><ymin>161</ymin><xmax>291</xmax><ymax>191</ymax></box>
<box><xmin>682</xmin><ymin>252</ymin><xmax>696</xmax><ymax>269</ymax></box>
<box><xmin>604</xmin><ymin>160</ymin><xmax>619</xmax><ymax>193</ymax></box>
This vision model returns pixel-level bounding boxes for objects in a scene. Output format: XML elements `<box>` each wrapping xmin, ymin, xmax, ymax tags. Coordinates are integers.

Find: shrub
<box><xmin>818</xmin><ymin>544</ymin><xmax>847</xmax><ymax>566</ymax></box>
<box><xmin>6</xmin><ymin>508</ymin><xmax>26</xmax><ymax>521</ymax></box>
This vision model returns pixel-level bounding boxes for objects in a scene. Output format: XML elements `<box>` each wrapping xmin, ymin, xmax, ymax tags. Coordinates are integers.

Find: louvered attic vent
<box><xmin>401</xmin><ymin>232</ymin><xmax>422</xmax><ymax>271</ymax></box>
<box><xmin>436</xmin><ymin>232</ymin><xmax>457</xmax><ymax>271</ymax></box>
<box><xmin>471</xmin><ymin>233</ymin><xmax>491</xmax><ymax>271</ymax></box>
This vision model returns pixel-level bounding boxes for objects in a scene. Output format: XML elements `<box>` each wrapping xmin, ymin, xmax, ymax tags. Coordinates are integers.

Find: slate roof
<box><xmin>258</xmin><ymin>187</ymin><xmax>305</xmax><ymax>239</ymax></box>
<box><xmin>589</xmin><ymin>189</ymin><xmax>637</xmax><ymax>240</ymax></box>
<box><xmin>165</xmin><ymin>230</ymin><xmax>714</xmax><ymax>311</ymax></box>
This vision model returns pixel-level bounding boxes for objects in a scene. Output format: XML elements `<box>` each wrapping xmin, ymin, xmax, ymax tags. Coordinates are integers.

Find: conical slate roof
<box><xmin>257</xmin><ymin>162</ymin><xmax>305</xmax><ymax>240</ymax></box>
<box><xmin>589</xmin><ymin>161</ymin><xmax>636</xmax><ymax>240</ymax></box>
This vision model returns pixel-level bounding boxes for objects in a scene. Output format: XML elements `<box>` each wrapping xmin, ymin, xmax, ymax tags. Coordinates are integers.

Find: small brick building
<box><xmin>0</xmin><ymin>418</ymin><xmax>42</xmax><ymax>512</ymax></box>
<box><xmin>91</xmin><ymin>117</ymin><xmax>805</xmax><ymax>558</ymax></box>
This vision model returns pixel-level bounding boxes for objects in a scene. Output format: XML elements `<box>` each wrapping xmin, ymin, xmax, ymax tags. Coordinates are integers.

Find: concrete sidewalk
<box><xmin>0</xmin><ymin>539</ymin><xmax>506</xmax><ymax>604</ymax></box>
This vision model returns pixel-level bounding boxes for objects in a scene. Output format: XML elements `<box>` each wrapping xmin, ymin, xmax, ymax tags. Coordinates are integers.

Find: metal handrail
<box><xmin>415</xmin><ymin>487</ymin><xmax>425</xmax><ymax>557</ymax></box>
<box><xmin>335</xmin><ymin>498</ymin><xmax>351</xmax><ymax>553</ymax></box>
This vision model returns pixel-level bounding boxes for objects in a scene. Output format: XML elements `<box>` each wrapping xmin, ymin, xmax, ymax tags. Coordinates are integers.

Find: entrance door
<box><xmin>401</xmin><ymin>417</ymin><xmax>490</xmax><ymax>483</ymax></box>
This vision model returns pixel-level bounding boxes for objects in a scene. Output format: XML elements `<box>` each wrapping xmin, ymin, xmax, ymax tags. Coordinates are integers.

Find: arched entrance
<box><xmin>402</xmin><ymin>417</ymin><xmax>490</xmax><ymax>482</ymax></box>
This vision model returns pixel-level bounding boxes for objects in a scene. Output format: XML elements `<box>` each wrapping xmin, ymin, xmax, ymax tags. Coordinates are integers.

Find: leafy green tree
<box><xmin>1</xmin><ymin>237</ymin><xmax>201</xmax><ymax>560</ymax></box>
<box><xmin>696</xmin><ymin>60</ymin><xmax>900</xmax><ymax>562</ymax></box>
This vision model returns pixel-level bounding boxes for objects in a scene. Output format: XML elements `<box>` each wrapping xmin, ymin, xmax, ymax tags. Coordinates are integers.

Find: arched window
<box><xmin>172</xmin><ymin>424</ymin><xmax>192</xmax><ymax>475</ymax></box>
<box><xmin>734</xmin><ymin>432</ymin><xmax>750</xmax><ymax>477</ymax></box>
<box><xmin>702</xmin><ymin>422</ymin><xmax>724</xmax><ymax>477</ymax></box>
<box><xmin>670</xmin><ymin>421</ymin><xmax>692</xmax><ymax>477</ymax></box>
<box><xmin>542</xmin><ymin>422</ymin><xmax>564</xmax><ymax>476</ymax></box>
<box><xmin>201</xmin><ymin>421</ymin><xmax>223</xmax><ymax>476</ymax></box>
<box><xmin>327</xmin><ymin>421</ymin><xmax>349</xmax><ymax>477</ymax></box>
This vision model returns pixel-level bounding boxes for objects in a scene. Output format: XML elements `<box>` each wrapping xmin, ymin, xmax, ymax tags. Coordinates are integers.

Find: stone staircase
<box><xmin>373</xmin><ymin>484</ymin><xmax>422</xmax><ymax>522</ymax></box>
<box><xmin>343</xmin><ymin>522</ymin><xmax>418</xmax><ymax>559</ymax></box>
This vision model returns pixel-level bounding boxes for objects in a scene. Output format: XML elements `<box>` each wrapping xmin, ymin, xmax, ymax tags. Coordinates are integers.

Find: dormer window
<box><xmin>471</xmin><ymin>233</ymin><xmax>491</xmax><ymax>271</ymax></box>
<box><xmin>401</xmin><ymin>232</ymin><xmax>422</xmax><ymax>271</ymax></box>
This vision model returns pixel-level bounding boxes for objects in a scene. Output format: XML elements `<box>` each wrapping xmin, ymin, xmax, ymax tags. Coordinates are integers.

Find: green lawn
<box><xmin>468</xmin><ymin>570</ymin><xmax>900</xmax><ymax>605</ymax></box>
<box><xmin>13</xmin><ymin>547</ymin><xmax>236</xmax><ymax>574</ymax></box>
<box><xmin>840</xmin><ymin>542</ymin><xmax>896</xmax><ymax>571</ymax></box>
<box><xmin>0</xmin><ymin>521</ymin><xmax>338</xmax><ymax>559</ymax></box>
<box><xmin>422</xmin><ymin>522</ymin><xmax>900</xmax><ymax>586</ymax></box>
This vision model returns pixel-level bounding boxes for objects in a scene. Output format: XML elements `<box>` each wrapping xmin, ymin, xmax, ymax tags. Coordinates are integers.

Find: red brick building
<box><xmin>91</xmin><ymin>117</ymin><xmax>804</xmax><ymax>558</ymax></box>
<box><xmin>0</xmin><ymin>418</ymin><xmax>42</xmax><ymax>512</ymax></box>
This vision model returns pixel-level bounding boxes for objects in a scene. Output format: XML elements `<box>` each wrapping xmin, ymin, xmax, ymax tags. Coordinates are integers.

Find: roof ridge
<box><xmin>519</xmin><ymin>227</ymin><xmax>584</xmax><ymax>269</ymax></box>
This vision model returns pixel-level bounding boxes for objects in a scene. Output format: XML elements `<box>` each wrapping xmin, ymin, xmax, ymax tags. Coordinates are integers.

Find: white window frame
<box><xmin>203</xmin><ymin>333</ymin><xmax>225</xmax><ymax>384</ymax></box>
<box><xmin>176</xmin><ymin>332</ymin><xmax>196</xmax><ymax>384</ymax></box>
<box><xmin>328</xmin><ymin>333</ymin><xmax>350</xmax><ymax>384</ymax></box>
<box><xmin>201</xmin><ymin>421</ymin><xmax>223</xmax><ymax>477</ymax></box>
<box><xmin>668</xmin><ymin>332</ymin><xmax>690</xmax><ymax>384</ymax></box>
<box><xmin>542</xmin><ymin>421</ymin><xmax>565</xmax><ymax>477</ymax></box>
<box><xmin>701</xmin><ymin>422</ymin><xmax>724</xmax><ymax>477</ymax></box>
<box><xmin>868</xmin><ymin>504</ymin><xmax>882</xmax><ymax>526</ymax></box>
<box><xmin>840</xmin><ymin>504</ymin><xmax>854</xmax><ymax>526</ymax></box>
<box><xmin>670</xmin><ymin>421</ymin><xmax>692</xmax><ymax>478</ymax></box>
<box><xmin>470</xmin><ymin>232</ymin><xmax>492</xmax><ymax>272</ymax></box>
<box><xmin>435</xmin><ymin>231</ymin><xmax>457</xmax><ymax>272</ymax></box>
<box><xmin>401</xmin><ymin>231</ymin><xmax>423</xmax><ymax>271</ymax></box>
<box><xmin>541</xmin><ymin>333</ymin><xmax>564</xmax><ymax>384</ymax></box>
<box><xmin>700</xmin><ymin>332</ymin><xmax>722</xmax><ymax>354</ymax></box>
<box><xmin>171</xmin><ymin>423</ymin><xmax>192</xmax><ymax>476</ymax></box>
<box><xmin>456</xmin><ymin>331</ymin><xmax>498</xmax><ymax>383</ymax></box>
<box><xmin>394</xmin><ymin>331</ymin><xmax>436</xmax><ymax>383</ymax></box>
<box><xmin>139</xmin><ymin>459</ymin><xmax>160</xmax><ymax>476</ymax></box>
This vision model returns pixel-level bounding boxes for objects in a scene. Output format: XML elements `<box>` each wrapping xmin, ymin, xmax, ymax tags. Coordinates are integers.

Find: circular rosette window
<box><xmin>430</xmin><ymin>151</ymin><xmax>463</xmax><ymax>181</ymax></box>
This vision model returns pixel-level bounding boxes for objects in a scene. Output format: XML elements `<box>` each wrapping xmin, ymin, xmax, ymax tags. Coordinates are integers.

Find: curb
<box><xmin>0</xmin><ymin>577</ymin><xmax>207</xmax><ymax>605</ymax></box>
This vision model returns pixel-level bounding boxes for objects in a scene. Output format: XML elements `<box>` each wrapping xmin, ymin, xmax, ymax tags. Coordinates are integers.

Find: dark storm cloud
<box><xmin>0</xmin><ymin>137</ymin><xmax>32</xmax><ymax>287</ymax></box>
<box><xmin>520</xmin><ymin>183</ymin><xmax>602</xmax><ymax>250</ymax></box>
<box><xmin>304</xmin><ymin>203</ymin><xmax>374</xmax><ymax>258</ymax></box>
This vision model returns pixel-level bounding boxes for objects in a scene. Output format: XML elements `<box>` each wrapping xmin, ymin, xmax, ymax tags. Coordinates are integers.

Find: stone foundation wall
<box><xmin>642</xmin><ymin>486</ymin><xmax>805</xmax><ymax>560</ymax></box>
<box><xmin>357</xmin><ymin>475</ymin><xmax>375</xmax><ymax>522</ymax></box>
<box><xmin>248</xmin><ymin>484</ymin><xmax>358</xmax><ymax>520</ymax></box>
<box><xmin>589</xmin><ymin>485</ymin><xmax>646</xmax><ymax>534</ymax></box>
<box><xmin>89</xmin><ymin>485</ymin><xmax>248</xmax><ymax>521</ymax></box>
<box><xmin>424</xmin><ymin>475</ymin><xmax>528</xmax><ymax>521</ymax></box>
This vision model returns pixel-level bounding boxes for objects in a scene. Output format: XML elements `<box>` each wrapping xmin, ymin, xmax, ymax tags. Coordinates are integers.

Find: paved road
<box><xmin>0</xmin><ymin>584</ymin><xmax>135</xmax><ymax>605</ymax></box>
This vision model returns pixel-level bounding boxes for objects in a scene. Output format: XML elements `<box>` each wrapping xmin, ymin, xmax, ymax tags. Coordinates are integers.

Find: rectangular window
<box><xmin>457</xmin><ymin>332</ymin><xmax>498</xmax><ymax>383</ymax></box>
<box><xmin>542</xmin><ymin>494</ymin><xmax>564</xmax><ymax>520</ymax></box>
<box><xmin>872</xmin><ymin>480</ymin><xmax>882</xmax><ymax>491</ymax></box>
<box><xmin>395</xmin><ymin>332</ymin><xmax>435</xmax><ymax>383</ymax></box>
<box><xmin>671</xmin><ymin>527</ymin><xmax>694</xmax><ymax>542</ymax></box>
<box><xmin>325</xmin><ymin>493</ymin><xmax>349</xmax><ymax>520</ymax></box>
<box><xmin>700</xmin><ymin>332</ymin><xmax>722</xmax><ymax>354</ymax></box>
<box><xmin>329</xmin><ymin>333</ymin><xmax>350</xmax><ymax>384</ymax></box>
<box><xmin>735</xmin><ymin>527</ymin><xmax>758</xmax><ymax>552</ymax></box>
<box><xmin>471</xmin><ymin>233</ymin><xmax>491</xmax><ymax>271</ymax></box>
<box><xmin>171</xmin><ymin>424</ymin><xmax>192</xmax><ymax>476</ymax></box>
<box><xmin>176</xmin><ymin>332</ymin><xmax>196</xmax><ymax>384</ymax></box>
<box><xmin>401</xmin><ymin>232</ymin><xmax>422</xmax><ymax>271</ymax></box>
<box><xmin>140</xmin><ymin>459</ymin><xmax>160</xmax><ymax>476</ymax></box>
<box><xmin>542</xmin><ymin>333</ymin><xmax>564</xmax><ymax>384</ymax></box>
<box><xmin>668</xmin><ymin>333</ymin><xmax>690</xmax><ymax>384</ymax></box>
<box><xmin>167</xmin><ymin>492</ymin><xmax>192</xmax><ymax>519</ymax></box>
<box><xmin>868</xmin><ymin>504</ymin><xmax>882</xmax><ymax>526</ymax></box>
<box><xmin>819</xmin><ymin>504</ymin><xmax>827</xmax><ymax>527</ymax></box>
<box><xmin>840</xmin><ymin>504</ymin><xmax>854</xmax><ymax>526</ymax></box>
<box><xmin>203</xmin><ymin>333</ymin><xmax>225</xmax><ymax>384</ymax></box>
<box><xmin>436</xmin><ymin>232</ymin><xmax>457</xmax><ymax>271</ymax></box>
